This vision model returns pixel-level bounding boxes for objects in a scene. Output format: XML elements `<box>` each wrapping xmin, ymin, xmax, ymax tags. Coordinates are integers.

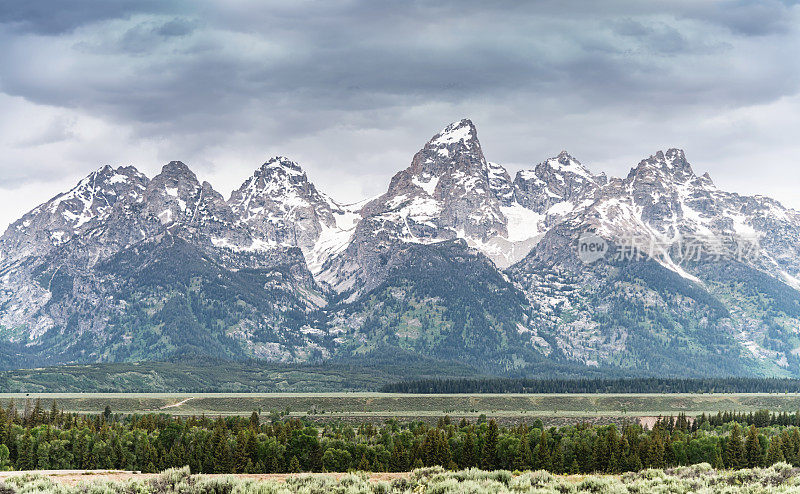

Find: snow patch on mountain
<box><xmin>411</xmin><ymin>174</ymin><xmax>440</xmax><ymax>196</ymax></box>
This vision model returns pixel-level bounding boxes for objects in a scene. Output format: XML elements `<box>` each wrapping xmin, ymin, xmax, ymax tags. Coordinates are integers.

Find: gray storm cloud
<box><xmin>0</xmin><ymin>0</ymin><xmax>798</xmax><ymax>231</ymax></box>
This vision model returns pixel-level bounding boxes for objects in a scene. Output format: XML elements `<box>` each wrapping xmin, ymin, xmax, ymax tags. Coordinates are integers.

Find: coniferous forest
<box><xmin>3</xmin><ymin>399</ymin><xmax>800</xmax><ymax>475</ymax></box>
<box><xmin>381</xmin><ymin>377</ymin><xmax>800</xmax><ymax>394</ymax></box>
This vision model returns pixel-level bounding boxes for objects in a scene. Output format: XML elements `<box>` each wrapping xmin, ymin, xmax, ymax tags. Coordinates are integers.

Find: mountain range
<box><xmin>2</xmin><ymin>119</ymin><xmax>799</xmax><ymax>377</ymax></box>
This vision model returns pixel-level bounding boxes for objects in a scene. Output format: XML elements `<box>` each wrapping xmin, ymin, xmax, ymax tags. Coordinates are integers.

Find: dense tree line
<box><xmin>2</xmin><ymin>400</ymin><xmax>800</xmax><ymax>474</ymax></box>
<box><xmin>381</xmin><ymin>377</ymin><xmax>800</xmax><ymax>394</ymax></box>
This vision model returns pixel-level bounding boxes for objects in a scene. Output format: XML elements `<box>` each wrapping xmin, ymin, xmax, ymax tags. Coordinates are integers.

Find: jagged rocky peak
<box><xmin>487</xmin><ymin>161</ymin><xmax>514</xmax><ymax>206</ymax></box>
<box><xmin>149</xmin><ymin>160</ymin><xmax>201</xmax><ymax>192</ymax></box>
<box><xmin>228</xmin><ymin>156</ymin><xmax>346</xmax><ymax>254</ymax></box>
<box><xmin>40</xmin><ymin>164</ymin><xmax>149</xmax><ymax>226</ymax></box>
<box><xmin>427</xmin><ymin>118</ymin><xmax>479</xmax><ymax>152</ymax></box>
<box><xmin>249</xmin><ymin>156</ymin><xmax>309</xmax><ymax>186</ymax></box>
<box><xmin>517</xmin><ymin>150</ymin><xmax>604</xmax><ymax>188</ymax></box>
<box><xmin>418</xmin><ymin>118</ymin><xmax>484</xmax><ymax>171</ymax></box>
<box><xmin>627</xmin><ymin>148</ymin><xmax>699</xmax><ymax>184</ymax></box>
<box><xmin>140</xmin><ymin>160</ymin><xmax>246</xmax><ymax>247</ymax></box>
<box><xmin>380</xmin><ymin>119</ymin><xmax>487</xmax><ymax>198</ymax></box>
<box><xmin>363</xmin><ymin>118</ymin><xmax>505</xmax><ymax>243</ymax></box>
<box><xmin>230</xmin><ymin>156</ymin><xmax>332</xmax><ymax>221</ymax></box>
<box><xmin>513</xmin><ymin>151</ymin><xmax>602</xmax><ymax>214</ymax></box>
<box><xmin>159</xmin><ymin>160</ymin><xmax>196</xmax><ymax>177</ymax></box>
<box><xmin>144</xmin><ymin>160</ymin><xmax>202</xmax><ymax>226</ymax></box>
<box><xmin>0</xmin><ymin>164</ymin><xmax>149</xmax><ymax>262</ymax></box>
<box><xmin>620</xmin><ymin>148</ymin><xmax>721</xmax><ymax>226</ymax></box>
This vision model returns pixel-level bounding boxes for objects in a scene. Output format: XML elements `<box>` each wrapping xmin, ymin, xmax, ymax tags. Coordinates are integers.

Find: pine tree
<box><xmin>289</xmin><ymin>456</ymin><xmax>301</xmax><ymax>473</ymax></box>
<box><xmin>36</xmin><ymin>442</ymin><xmax>50</xmax><ymax>470</ymax></box>
<box><xmin>0</xmin><ymin>445</ymin><xmax>10</xmax><ymax>471</ymax></box>
<box><xmin>517</xmin><ymin>432</ymin><xmax>532</xmax><ymax>470</ymax></box>
<box><xmin>461</xmin><ymin>431</ymin><xmax>477</xmax><ymax>468</ymax></box>
<box><xmin>551</xmin><ymin>442</ymin><xmax>566</xmax><ymax>474</ymax></box>
<box><xmin>647</xmin><ymin>429</ymin><xmax>665</xmax><ymax>468</ymax></box>
<box><xmin>18</xmin><ymin>431</ymin><xmax>34</xmax><ymax>470</ymax></box>
<box><xmin>422</xmin><ymin>429</ymin><xmax>438</xmax><ymax>466</ymax></box>
<box><xmin>745</xmin><ymin>424</ymin><xmax>763</xmax><ymax>468</ymax></box>
<box><xmin>31</xmin><ymin>399</ymin><xmax>43</xmax><ymax>425</ymax></box>
<box><xmin>233</xmin><ymin>431</ymin><xmax>249</xmax><ymax>473</ymax></box>
<box><xmin>481</xmin><ymin>420</ymin><xmax>499</xmax><ymax>470</ymax></box>
<box><xmin>766</xmin><ymin>437</ymin><xmax>785</xmax><ymax>466</ymax></box>
<box><xmin>533</xmin><ymin>430</ymin><xmax>550</xmax><ymax>471</ymax></box>
<box><xmin>390</xmin><ymin>444</ymin><xmax>409</xmax><ymax>472</ymax></box>
<box><xmin>592</xmin><ymin>431</ymin><xmax>610</xmax><ymax>471</ymax></box>
<box><xmin>790</xmin><ymin>428</ymin><xmax>800</xmax><ymax>465</ymax></box>
<box><xmin>713</xmin><ymin>451</ymin><xmax>724</xmax><ymax>470</ymax></box>
<box><xmin>49</xmin><ymin>400</ymin><xmax>58</xmax><ymax>425</ymax></box>
<box><xmin>73</xmin><ymin>433</ymin><xmax>88</xmax><ymax>470</ymax></box>
<box><xmin>724</xmin><ymin>424</ymin><xmax>745</xmax><ymax>469</ymax></box>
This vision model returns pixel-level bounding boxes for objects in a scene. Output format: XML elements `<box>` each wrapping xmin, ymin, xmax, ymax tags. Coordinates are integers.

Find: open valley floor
<box><xmin>3</xmin><ymin>392</ymin><xmax>800</xmax><ymax>423</ymax></box>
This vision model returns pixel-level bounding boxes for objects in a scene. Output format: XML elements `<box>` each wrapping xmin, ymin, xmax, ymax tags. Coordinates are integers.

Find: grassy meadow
<box><xmin>3</xmin><ymin>392</ymin><xmax>800</xmax><ymax>421</ymax></box>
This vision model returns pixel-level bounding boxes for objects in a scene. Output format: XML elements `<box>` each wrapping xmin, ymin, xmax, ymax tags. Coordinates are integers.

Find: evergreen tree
<box><xmin>745</xmin><ymin>424</ymin><xmax>763</xmax><ymax>468</ymax></box>
<box><xmin>517</xmin><ymin>432</ymin><xmax>532</xmax><ymax>470</ymax></box>
<box><xmin>481</xmin><ymin>420</ymin><xmax>499</xmax><ymax>470</ymax></box>
<box><xmin>533</xmin><ymin>430</ymin><xmax>550</xmax><ymax>471</ymax></box>
<box><xmin>646</xmin><ymin>429</ymin><xmax>665</xmax><ymax>468</ymax></box>
<box><xmin>461</xmin><ymin>431</ymin><xmax>478</xmax><ymax>468</ymax></box>
<box><xmin>789</xmin><ymin>428</ymin><xmax>800</xmax><ymax>465</ymax></box>
<box><xmin>289</xmin><ymin>456</ymin><xmax>301</xmax><ymax>473</ymax></box>
<box><xmin>49</xmin><ymin>400</ymin><xmax>58</xmax><ymax>424</ymax></box>
<box><xmin>724</xmin><ymin>424</ymin><xmax>745</xmax><ymax>469</ymax></box>
<box><xmin>36</xmin><ymin>442</ymin><xmax>50</xmax><ymax>470</ymax></box>
<box><xmin>0</xmin><ymin>444</ymin><xmax>10</xmax><ymax>471</ymax></box>
<box><xmin>18</xmin><ymin>431</ymin><xmax>34</xmax><ymax>470</ymax></box>
<box><xmin>766</xmin><ymin>437</ymin><xmax>785</xmax><ymax>465</ymax></box>
<box><xmin>389</xmin><ymin>444</ymin><xmax>409</xmax><ymax>472</ymax></box>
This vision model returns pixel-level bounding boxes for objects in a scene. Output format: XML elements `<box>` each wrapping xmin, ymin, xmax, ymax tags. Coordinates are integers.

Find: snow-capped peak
<box><xmin>429</xmin><ymin>118</ymin><xmax>477</xmax><ymax>147</ymax></box>
<box><xmin>226</xmin><ymin>156</ymin><xmax>360</xmax><ymax>273</ymax></box>
<box><xmin>629</xmin><ymin>148</ymin><xmax>696</xmax><ymax>183</ymax></box>
<box><xmin>230</xmin><ymin>156</ymin><xmax>318</xmax><ymax>218</ymax></box>
<box><xmin>261</xmin><ymin>156</ymin><xmax>306</xmax><ymax>176</ymax></box>
<box><xmin>0</xmin><ymin>164</ymin><xmax>150</xmax><ymax>262</ymax></box>
<box><xmin>42</xmin><ymin>165</ymin><xmax>149</xmax><ymax>228</ymax></box>
<box><xmin>538</xmin><ymin>151</ymin><xmax>596</xmax><ymax>182</ymax></box>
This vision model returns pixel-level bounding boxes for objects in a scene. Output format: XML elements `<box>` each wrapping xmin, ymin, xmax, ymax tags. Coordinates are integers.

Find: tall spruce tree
<box><xmin>745</xmin><ymin>424</ymin><xmax>764</xmax><ymax>468</ymax></box>
<box><xmin>725</xmin><ymin>424</ymin><xmax>745</xmax><ymax>469</ymax></box>
<box><xmin>766</xmin><ymin>437</ymin><xmax>785</xmax><ymax>465</ymax></box>
<box><xmin>481</xmin><ymin>420</ymin><xmax>499</xmax><ymax>470</ymax></box>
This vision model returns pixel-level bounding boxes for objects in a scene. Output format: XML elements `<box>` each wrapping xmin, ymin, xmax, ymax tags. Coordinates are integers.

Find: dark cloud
<box><xmin>678</xmin><ymin>0</ymin><xmax>798</xmax><ymax>36</ymax></box>
<box><xmin>0</xmin><ymin>0</ymin><xmax>185</xmax><ymax>35</ymax></box>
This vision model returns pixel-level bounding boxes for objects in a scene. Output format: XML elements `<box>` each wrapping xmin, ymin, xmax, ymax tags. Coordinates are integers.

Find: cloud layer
<box><xmin>1</xmin><ymin>0</ymin><xmax>799</xmax><ymax>230</ymax></box>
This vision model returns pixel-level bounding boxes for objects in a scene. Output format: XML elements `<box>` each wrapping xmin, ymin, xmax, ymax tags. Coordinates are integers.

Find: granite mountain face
<box><xmin>2</xmin><ymin>120</ymin><xmax>799</xmax><ymax>376</ymax></box>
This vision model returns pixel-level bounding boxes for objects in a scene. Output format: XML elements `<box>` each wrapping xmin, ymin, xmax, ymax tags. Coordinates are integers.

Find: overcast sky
<box><xmin>1</xmin><ymin>0</ymin><xmax>799</xmax><ymax>231</ymax></box>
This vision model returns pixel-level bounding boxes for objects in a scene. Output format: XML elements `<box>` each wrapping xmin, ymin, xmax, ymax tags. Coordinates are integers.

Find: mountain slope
<box><xmin>0</xmin><ymin>162</ymin><xmax>327</xmax><ymax>368</ymax></box>
<box><xmin>507</xmin><ymin>149</ymin><xmax>800</xmax><ymax>376</ymax></box>
<box><xmin>2</xmin><ymin>119</ymin><xmax>800</xmax><ymax>377</ymax></box>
